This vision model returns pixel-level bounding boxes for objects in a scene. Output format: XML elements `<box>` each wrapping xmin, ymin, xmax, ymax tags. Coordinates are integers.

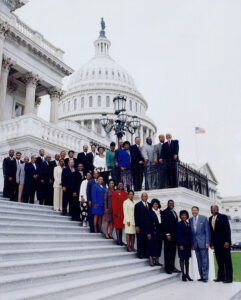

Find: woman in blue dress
<box><xmin>92</xmin><ymin>176</ymin><xmax>106</xmax><ymax>233</ymax></box>
<box><xmin>177</xmin><ymin>210</ymin><xmax>193</xmax><ymax>282</ymax></box>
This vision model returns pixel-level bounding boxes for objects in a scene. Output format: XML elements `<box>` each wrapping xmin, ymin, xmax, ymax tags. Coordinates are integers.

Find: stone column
<box><xmin>0</xmin><ymin>20</ymin><xmax>9</xmax><ymax>78</ymax></box>
<box><xmin>140</xmin><ymin>125</ymin><xmax>143</xmax><ymax>145</ymax></box>
<box><xmin>48</xmin><ymin>87</ymin><xmax>62</xmax><ymax>123</ymax></box>
<box><xmin>91</xmin><ymin>119</ymin><xmax>95</xmax><ymax>131</ymax></box>
<box><xmin>24</xmin><ymin>73</ymin><xmax>39</xmax><ymax>115</ymax></box>
<box><xmin>0</xmin><ymin>57</ymin><xmax>13</xmax><ymax>121</ymax></box>
<box><xmin>34</xmin><ymin>97</ymin><xmax>42</xmax><ymax>115</ymax></box>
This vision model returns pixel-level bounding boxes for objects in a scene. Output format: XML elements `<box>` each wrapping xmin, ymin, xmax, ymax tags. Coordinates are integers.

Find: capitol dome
<box><xmin>59</xmin><ymin>18</ymin><xmax>156</xmax><ymax>144</ymax></box>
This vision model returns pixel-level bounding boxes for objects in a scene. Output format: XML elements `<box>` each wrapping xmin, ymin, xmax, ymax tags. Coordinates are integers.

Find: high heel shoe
<box><xmin>186</xmin><ymin>275</ymin><xmax>193</xmax><ymax>281</ymax></box>
<box><xmin>182</xmin><ymin>274</ymin><xmax>187</xmax><ymax>281</ymax></box>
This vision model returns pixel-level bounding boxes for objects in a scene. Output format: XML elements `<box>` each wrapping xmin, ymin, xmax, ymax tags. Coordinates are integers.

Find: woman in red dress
<box><xmin>112</xmin><ymin>181</ymin><xmax>128</xmax><ymax>245</ymax></box>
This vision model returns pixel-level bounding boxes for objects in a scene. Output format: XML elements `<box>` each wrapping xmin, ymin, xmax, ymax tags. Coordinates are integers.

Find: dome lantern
<box><xmin>94</xmin><ymin>18</ymin><xmax>111</xmax><ymax>57</ymax></box>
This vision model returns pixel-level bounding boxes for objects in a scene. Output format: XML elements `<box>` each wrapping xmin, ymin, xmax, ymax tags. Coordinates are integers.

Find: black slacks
<box><xmin>71</xmin><ymin>195</ymin><xmax>81</xmax><ymax>221</ymax></box>
<box><xmin>23</xmin><ymin>182</ymin><xmax>37</xmax><ymax>204</ymax></box>
<box><xmin>163</xmin><ymin>159</ymin><xmax>178</xmax><ymax>188</ymax></box>
<box><xmin>215</xmin><ymin>246</ymin><xmax>233</xmax><ymax>281</ymax></box>
<box><xmin>132</xmin><ymin>164</ymin><xmax>144</xmax><ymax>191</ymax></box>
<box><xmin>62</xmin><ymin>189</ymin><xmax>72</xmax><ymax>214</ymax></box>
<box><xmin>136</xmin><ymin>229</ymin><xmax>147</xmax><ymax>258</ymax></box>
<box><xmin>164</xmin><ymin>238</ymin><xmax>177</xmax><ymax>272</ymax></box>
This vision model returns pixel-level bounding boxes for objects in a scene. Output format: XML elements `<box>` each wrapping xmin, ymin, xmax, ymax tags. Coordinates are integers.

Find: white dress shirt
<box><xmin>93</xmin><ymin>155</ymin><xmax>107</xmax><ymax>171</ymax></box>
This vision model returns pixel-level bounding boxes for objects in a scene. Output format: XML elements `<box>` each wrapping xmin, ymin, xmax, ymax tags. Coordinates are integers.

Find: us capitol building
<box><xmin>0</xmin><ymin>0</ymin><xmax>156</xmax><ymax>189</ymax></box>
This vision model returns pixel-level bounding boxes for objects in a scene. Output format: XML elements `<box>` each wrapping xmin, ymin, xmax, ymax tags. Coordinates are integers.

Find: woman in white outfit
<box><xmin>53</xmin><ymin>158</ymin><xmax>65</xmax><ymax>211</ymax></box>
<box><xmin>79</xmin><ymin>172</ymin><xmax>92</xmax><ymax>227</ymax></box>
<box><xmin>93</xmin><ymin>146</ymin><xmax>108</xmax><ymax>184</ymax></box>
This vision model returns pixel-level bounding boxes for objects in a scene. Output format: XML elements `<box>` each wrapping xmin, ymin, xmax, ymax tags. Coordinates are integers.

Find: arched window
<box><xmin>98</xmin><ymin>96</ymin><xmax>101</xmax><ymax>107</ymax></box>
<box><xmin>81</xmin><ymin>97</ymin><xmax>84</xmax><ymax>108</ymax></box>
<box><xmin>74</xmin><ymin>99</ymin><xmax>77</xmax><ymax>110</ymax></box>
<box><xmin>89</xmin><ymin>96</ymin><xmax>93</xmax><ymax>107</ymax></box>
<box><xmin>106</xmin><ymin>96</ymin><xmax>110</xmax><ymax>107</ymax></box>
<box><xmin>129</xmin><ymin>100</ymin><xmax>132</xmax><ymax>111</ymax></box>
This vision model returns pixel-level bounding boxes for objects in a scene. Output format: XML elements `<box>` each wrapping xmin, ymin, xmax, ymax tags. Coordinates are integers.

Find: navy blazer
<box><xmin>134</xmin><ymin>201</ymin><xmax>151</xmax><ymax>230</ymax></box>
<box><xmin>24</xmin><ymin>162</ymin><xmax>39</xmax><ymax>185</ymax></box>
<box><xmin>86</xmin><ymin>152</ymin><xmax>95</xmax><ymax>172</ymax></box>
<box><xmin>39</xmin><ymin>161</ymin><xmax>53</xmax><ymax>182</ymax></box>
<box><xmin>64</xmin><ymin>157</ymin><xmax>78</xmax><ymax>168</ymax></box>
<box><xmin>146</xmin><ymin>209</ymin><xmax>163</xmax><ymax>241</ymax></box>
<box><xmin>118</xmin><ymin>149</ymin><xmax>131</xmax><ymax>169</ymax></box>
<box><xmin>162</xmin><ymin>208</ymin><xmax>178</xmax><ymax>239</ymax></box>
<box><xmin>87</xmin><ymin>178</ymin><xmax>96</xmax><ymax>203</ymax></box>
<box><xmin>73</xmin><ymin>171</ymin><xmax>84</xmax><ymax>195</ymax></box>
<box><xmin>36</xmin><ymin>156</ymin><xmax>45</xmax><ymax>165</ymax></box>
<box><xmin>77</xmin><ymin>152</ymin><xmax>88</xmax><ymax>170</ymax></box>
<box><xmin>130</xmin><ymin>145</ymin><xmax>144</xmax><ymax>165</ymax></box>
<box><xmin>160</xmin><ymin>140</ymin><xmax>179</xmax><ymax>160</ymax></box>
<box><xmin>177</xmin><ymin>221</ymin><xmax>192</xmax><ymax>246</ymax></box>
<box><xmin>114</xmin><ymin>148</ymin><xmax>122</xmax><ymax>163</ymax></box>
<box><xmin>209</xmin><ymin>213</ymin><xmax>231</xmax><ymax>247</ymax></box>
<box><xmin>61</xmin><ymin>167</ymin><xmax>75</xmax><ymax>191</ymax></box>
<box><xmin>3</xmin><ymin>157</ymin><xmax>18</xmax><ymax>178</ymax></box>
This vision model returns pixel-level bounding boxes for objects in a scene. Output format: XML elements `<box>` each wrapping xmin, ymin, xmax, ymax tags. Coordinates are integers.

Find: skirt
<box><xmin>121</xmin><ymin>169</ymin><xmax>133</xmax><ymax>190</ymax></box>
<box><xmin>125</xmin><ymin>224</ymin><xmax>136</xmax><ymax>234</ymax></box>
<box><xmin>146</xmin><ymin>239</ymin><xmax>162</xmax><ymax>257</ymax></box>
<box><xmin>178</xmin><ymin>244</ymin><xmax>192</xmax><ymax>259</ymax></box>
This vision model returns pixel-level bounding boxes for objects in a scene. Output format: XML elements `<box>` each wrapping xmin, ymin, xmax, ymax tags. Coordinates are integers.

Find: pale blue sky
<box><xmin>15</xmin><ymin>0</ymin><xmax>241</xmax><ymax>196</ymax></box>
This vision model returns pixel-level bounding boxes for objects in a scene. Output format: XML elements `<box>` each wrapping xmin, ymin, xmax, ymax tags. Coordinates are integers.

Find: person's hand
<box><xmin>205</xmin><ymin>243</ymin><xmax>210</xmax><ymax>249</ymax></box>
<box><xmin>159</xmin><ymin>159</ymin><xmax>163</xmax><ymax>164</ymax></box>
<box><xmin>167</xmin><ymin>235</ymin><xmax>172</xmax><ymax>242</ymax></box>
<box><xmin>121</xmin><ymin>167</ymin><xmax>125</xmax><ymax>171</ymax></box>
<box><xmin>73</xmin><ymin>192</ymin><xmax>77</xmax><ymax>197</ymax></box>
<box><xmin>8</xmin><ymin>177</ymin><xmax>13</xmax><ymax>181</ymax></box>
<box><xmin>88</xmin><ymin>201</ymin><xmax>92</xmax><ymax>208</ymax></box>
<box><xmin>62</xmin><ymin>187</ymin><xmax>66</xmax><ymax>192</ymax></box>
<box><xmin>108</xmin><ymin>168</ymin><xmax>112</xmax><ymax>172</ymax></box>
<box><xmin>115</xmin><ymin>162</ymin><xmax>119</xmax><ymax>168</ymax></box>
<box><xmin>147</xmin><ymin>234</ymin><xmax>151</xmax><ymax>240</ymax></box>
<box><xmin>136</xmin><ymin>226</ymin><xmax>140</xmax><ymax>234</ymax></box>
<box><xmin>16</xmin><ymin>181</ymin><xmax>20</xmax><ymax>185</ymax></box>
<box><xmin>81</xmin><ymin>197</ymin><xmax>85</xmax><ymax>204</ymax></box>
<box><xmin>173</xmin><ymin>155</ymin><xmax>178</xmax><ymax>160</ymax></box>
<box><xmin>99</xmin><ymin>167</ymin><xmax>102</xmax><ymax>170</ymax></box>
<box><xmin>210</xmin><ymin>244</ymin><xmax>214</xmax><ymax>250</ymax></box>
<box><xmin>191</xmin><ymin>245</ymin><xmax>195</xmax><ymax>250</ymax></box>
<box><xmin>145</xmin><ymin>160</ymin><xmax>149</xmax><ymax>165</ymax></box>
<box><xmin>33</xmin><ymin>174</ymin><xmax>38</xmax><ymax>179</ymax></box>
<box><xmin>94</xmin><ymin>204</ymin><xmax>97</xmax><ymax>209</ymax></box>
<box><xmin>224</xmin><ymin>242</ymin><xmax>230</xmax><ymax>249</ymax></box>
<box><xmin>139</xmin><ymin>161</ymin><xmax>144</xmax><ymax>164</ymax></box>
<box><xmin>49</xmin><ymin>179</ymin><xmax>53</xmax><ymax>184</ymax></box>
<box><xmin>154</xmin><ymin>159</ymin><xmax>158</xmax><ymax>164</ymax></box>
<box><xmin>127</xmin><ymin>222</ymin><xmax>130</xmax><ymax>227</ymax></box>
<box><xmin>104</xmin><ymin>208</ymin><xmax>109</xmax><ymax>214</ymax></box>
<box><xmin>40</xmin><ymin>180</ymin><xmax>44</xmax><ymax>184</ymax></box>
<box><xmin>179</xmin><ymin>245</ymin><xmax>184</xmax><ymax>251</ymax></box>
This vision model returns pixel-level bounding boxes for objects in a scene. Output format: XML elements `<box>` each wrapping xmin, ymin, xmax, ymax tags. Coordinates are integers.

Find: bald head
<box><xmin>166</xmin><ymin>133</ymin><xmax>172</xmax><ymax>141</ymax></box>
<box><xmin>158</xmin><ymin>134</ymin><xmax>165</xmax><ymax>143</ymax></box>
<box><xmin>141</xmin><ymin>192</ymin><xmax>148</xmax><ymax>202</ymax></box>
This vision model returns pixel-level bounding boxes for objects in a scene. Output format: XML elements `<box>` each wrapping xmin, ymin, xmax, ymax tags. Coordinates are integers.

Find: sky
<box><xmin>15</xmin><ymin>0</ymin><xmax>241</xmax><ymax>196</ymax></box>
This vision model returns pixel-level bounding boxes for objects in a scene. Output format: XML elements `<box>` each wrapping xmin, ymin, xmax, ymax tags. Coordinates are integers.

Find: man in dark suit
<box><xmin>2</xmin><ymin>150</ymin><xmax>16</xmax><ymax>200</ymax></box>
<box><xmin>87</xmin><ymin>170</ymin><xmax>99</xmax><ymax>233</ymax></box>
<box><xmin>134</xmin><ymin>192</ymin><xmax>151</xmax><ymax>259</ymax></box>
<box><xmin>77</xmin><ymin>145</ymin><xmax>89</xmax><ymax>171</ymax></box>
<box><xmin>130</xmin><ymin>137</ymin><xmax>144</xmax><ymax>191</ymax></box>
<box><xmin>160</xmin><ymin>133</ymin><xmax>179</xmax><ymax>188</ymax></box>
<box><xmin>86</xmin><ymin>144</ymin><xmax>97</xmax><ymax>173</ymax></box>
<box><xmin>12</xmin><ymin>152</ymin><xmax>23</xmax><ymax>201</ymax></box>
<box><xmin>162</xmin><ymin>199</ymin><xmax>180</xmax><ymax>274</ymax></box>
<box><xmin>24</xmin><ymin>155</ymin><xmax>39</xmax><ymax>204</ymax></box>
<box><xmin>154</xmin><ymin>134</ymin><xmax>166</xmax><ymax>189</ymax></box>
<box><xmin>38</xmin><ymin>155</ymin><xmax>54</xmax><ymax>206</ymax></box>
<box><xmin>209</xmin><ymin>205</ymin><xmax>233</xmax><ymax>283</ymax></box>
<box><xmin>51</xmin><ymin>154</ymin><xmax>60</xmax><ymax>168</ymax></box>
<box><xmin>61</xmin><ymin>160</ymin><xmax>76</xmax><ymax>216</ymax></box>
<box><xmin>64</xmin><ymin>150</ymin><xmax>78</xmax><ymax>168</ymax></box>
<box><xmin>72</xmin><ymin>163</ymin><xmax>85</xmax><ymax>221</ymax></box>
<box><xmin>36</xmin><ymin>149</ymin><xmax>45</xmax><ymax>165</ymax></box>
<box><xmin>114</xmin><ymin>140</ymin><xmax>123</xmax><ymax>184</ymax></box>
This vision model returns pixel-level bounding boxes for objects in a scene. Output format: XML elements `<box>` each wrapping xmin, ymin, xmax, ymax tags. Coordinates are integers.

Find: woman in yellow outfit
<box><xmin>123</xmin><ymin>190</ymin><xmax>136</xmax><ymax>252</ymax></box>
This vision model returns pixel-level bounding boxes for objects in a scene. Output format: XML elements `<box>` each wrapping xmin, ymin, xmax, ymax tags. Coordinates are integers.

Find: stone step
<box><xmin>0</xmin><ymin>238</ymin><xmax>112</xmax><ymax>250</ymax></box>
<box><xmin>0</xmin><ymin>222</ymin><xmax>89</xmax><ymax>232</ymax></box>
<box><xmin>69</xmin><ymin>273</ymin><xmax>178</xmax><ymax>300</ymax></box>
<box><xmin>0</xmin><ymin>215</ymin><xmax>82</xmax><ymax>227</ymax></box>
<box><xmin>0</xmin><ymin>259</ymin><xmax>149</xmax><ymax>293</ymax></box>
<box><xmin>0</xmin><ymin>245</ymin><xmax>125</xmax><ymax>261</ymax></box>
<box><xmin>0</xmin><ymin>198</ymin><xmax>55</xmax><ymax>211</ymax></box>
<box><xmin>0</xmin><ymin>266</ymin><xmax>163</xmax><ymax>300</ymax></box>
<box><xmin>0</xmin><ymin>251</ymin><xmax>136</xmax><ymax>275</ymax></box>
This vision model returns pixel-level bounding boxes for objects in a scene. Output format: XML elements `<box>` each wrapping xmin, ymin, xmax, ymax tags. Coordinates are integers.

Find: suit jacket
<box><xmin>177</xmin><ymin>220</ymin><xmax>192</xmax><ymax>246</ymax></box>
<box><xmin>87</xmin><ymin>178</ymin><xmax>97</xmax><ymax>203</ymax></box>
<box><xmin>77</xmin><ymin>152</ymin><xmax>88</xmax><ymax>170</ymax></box>
<box><xmin>2</xmin><ymin>157</ymin><xmax>17</xmax><ymax>178</ymax></box>
<box><xmin>160</xmin><ymin>140</ymin><xmax>179</xmax><ymax>160</ymax></box>
<box><xmin>114</xmin><ymin>148</ymin><xmax>123</xmax><ymax>163</ymax></box>
<box><xmin>16</xmin><ymin>163</ymin><xmax>26</xmax><ymax>184</ymax></box>
<box><xmin>24</xmin><ymin>162</ymin><xmax>39</xmax><ymax>186</ymax></box>
<box><xmin>73</xmin><ymin>171</ymin><xmax>84</xmax><ymax>195</ymax></box>
<box><xmin>39</xmin><ymin>161</ymin><xmax>53</xmax><ymax>182</ymax></box>
<box><xmin>134</xmin><ymin>201</ymin><xmax>151</xmax><ymax>230</ymax></box>
<box><xmin>209</xmin><ymin>213</ymin><xmax>231</xmax><ymax>247</ymax></box>
<box><xmin>146</xmin><ymin>209</ymin><xmax>163</xmax><ymax>241</ymax></box>
<box><xmin>141</xmin><ymin>144</ymin><xmax>155</xmax><ymax>166</ymax></box>
<box><xmin>36</xmin><ymin>156</ymin><xmax>45</xmax><ymax>165</ymax></box>
<box><xmin>53</xmin><ymin>166</ymin><xmax>63</xmax><ymax>188</ymax></box>
<box><xmin>64</xmin><ymin>157</ymin><xmax>78</xmax><ymax>168</ymax></box>
<box><xmin>61</xmin><ymin>167</ymin><xmax>75</xmax><ymax>191</ymax></box>
<box><xmin>86</xmin><ymin>152</ymin><xmax>97</xmax><ymax>172</ymax></box>
<box><xmin>130</xmin><ymin>144</ymin><xmax>144</xmax><ymax>165</ymax></box>
<box><xmin>154</xmin><ymin>143</ymin><xmax>163</xmax><ymax>160</ymax></box>
<box><xmin>162</xmin><ymin>208</ymin><xmax>178</xmax><ymax>239</ymax></box>
<box><xmin>189</xmin><ymin>214</ymin><xmax>210</xmax><ymax>249</ymax></box>
<box><xmin>118</xmin><ymin>149</ymin><xmax>131</xmax><ymax>169</ymax></box>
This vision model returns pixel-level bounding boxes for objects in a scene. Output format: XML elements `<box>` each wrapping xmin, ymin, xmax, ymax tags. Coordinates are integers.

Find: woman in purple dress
<box><xmin>104</xmin><ymin>179</ymin><xmax>115</xmax><ymax>239</ymax></box>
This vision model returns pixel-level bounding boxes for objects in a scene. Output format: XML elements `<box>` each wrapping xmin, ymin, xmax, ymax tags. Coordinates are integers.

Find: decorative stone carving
<box><xmin>2</xmin><ymin>56</ymin><xmax>13</xmax><ymax>72</ymax></box>
<box><xmin>0</xmin><ymin>20</ymin><xmax>10</xmax><ymax>39</ymax></box>
<box><xmin>34</xmin><ymin>97</ymin><xmax>41</xmax><ymax>108</ymax></box>
<box><xmin>7</xmin><ymin>79</ymin><xmax>18</xmax><ymax>93</ymax></box>
<box><xmin>48</xmin><ymin>87</ymin><xmax>63</xmax><ymax>100</ymax></box>
<box><xmin>24</xmin><ymin>72</ymin><xmax>39</xmax><ymax>87</ymax></box>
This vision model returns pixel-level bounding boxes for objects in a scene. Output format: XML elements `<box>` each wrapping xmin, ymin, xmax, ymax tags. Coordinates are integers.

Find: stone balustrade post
<box><xmin>0</xmin><ymin>20</ymin><xmax>9</xmax><ymax>78</ymax></box>
<box><xmin>24</xmin><ymin>73</ymin><xmax>39</xmax><ymax>115</ymax></box>
<box><xmin>48</xmin><ymin>87</ymin><xmax>62</xmax><ymax>123</ymax></box>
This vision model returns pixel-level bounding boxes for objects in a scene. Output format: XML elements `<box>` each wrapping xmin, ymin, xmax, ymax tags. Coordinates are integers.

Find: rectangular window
<box><xmin>106</xmin><ymin>96</ymin><xmax>110</xmax><ymax>107</ymax></box>
<box><xmin>74</xmin><ymin>99</ymin><xmax>77</xmax><ymax>110</ymax></box>
<box><xmin>89</xmin><ymin>96</ymin><xmax>93</xmax><ymax>107</ymax></box>
<box><xmin>81</xmin><ymin>97</ymin><xmax>84</xmax><ymax>108</ymax></box>
<box><xmin>129</xmin><ymin>100</ymin><xmax>132</xmax><ymax>111</ymax></box>
<box><xmin>135</xmin><ymin>102</ymin><xmax>138</xmax><ymax>113</ymax></box>
<box><xmin>68</xmin><ymin>101</ymin><xmax>70</xmax><ymax>111</ymax></box>
<box><xmin>98</xmin><ymin>96</ymin><xmax>101</xmax><ymax>107</ymax></box>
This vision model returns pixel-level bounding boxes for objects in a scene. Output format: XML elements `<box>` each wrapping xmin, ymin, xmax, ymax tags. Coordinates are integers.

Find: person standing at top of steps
<box><xmin>38</xmin><ymin>155</ymin><xmax>54</xmax><ymax>206</ymax></box>
<box><xmin>24</xmin><ymin>155</ymin><xmax>39</xmax><ymax>204</ymax></box>
<box><xmin>162</xmin><ymin>199</ymin><xmax>180</xmax><ymax>274</ymax></box>
<box><xmin>87</xmin><ymin>171</ymin><xmax>99</xmax><ymax>233</ymax></box>
<box><xmin>61</xmin><ymin>159</ymin><xmax>76</xmax><ymax>216</ymax></box>
<box><xmin>2</xmin><ymin>149</ymin><xmax>16</xmax><ymax>199</ymax></box>
<box><xmin>16</xmin><ymin>156</ymin><xmax>29</xmax><ymax>202</ymax></box>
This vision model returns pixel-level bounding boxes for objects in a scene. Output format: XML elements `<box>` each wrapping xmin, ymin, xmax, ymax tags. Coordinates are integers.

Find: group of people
<box><xmin>2</xmin><ymin>135</ymin><xmax>233</xmax><ymax>284</ymax></box>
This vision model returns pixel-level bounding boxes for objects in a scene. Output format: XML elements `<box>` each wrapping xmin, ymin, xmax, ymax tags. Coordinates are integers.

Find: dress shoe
<box><xmin>166</xmin><ymin>271</ymin><xmax>173</xmax><ymax>274</ymax></box>
<box><xmin>223</xmin><ymin>280</ymin><xmax>232</xmax><ymax>283</ymax></box>
<box><xmin>202</xmin><ymin>279</ymin><xmax>208</xmax><ymax>283</ymax></box>
<box><xmin>137</xmin><ymin>255</ymin><xmax>143</xmax><ymax>259</ymax></box>
<box><xmin>173</xmin><ymin>268</ymin><xmax>181</xmax><ymax>273</ymax></box>
<box><xmin>213</xmin><ymin>279</ymin><xmax>223</xmax><ymax>282</ymax></box>
<box><xmin>197</xmin><ymin>278</ymin><xmax>204</xmax><ymax>281</ymax></box>
<box><xmin>182</xmin><ymin>275</ymin><xmax>187</xmax><ymax>282</ymax></box>
<box><xmin>149</xmin><ymin>262</ymin><xmax>154</xmax><ymax>267</ymax></box>
<box><xmin>186</xmin><ymin>275</ymin><xmax>193</xmax><ymax>281</ymax></box>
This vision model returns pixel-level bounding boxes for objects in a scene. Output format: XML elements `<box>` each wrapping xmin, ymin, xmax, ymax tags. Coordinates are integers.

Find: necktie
<box><xmin>212</xmin><ymin>216</ymin><xmax>216</xmax><ymax>230</ymax></box>
<box><xmin>194</xmin><ymin>217</ymin><xmax>197</xmax><ymax>232</ymax></box>
<box><xmin>145</xmin><ymin>204</ymin><xmax>149</xmax><ymax>210</ymax></box>
<box><xmin>168</xmin><ymin>142</ymin><xmax>171</xmax><ymax>147</ymax></box>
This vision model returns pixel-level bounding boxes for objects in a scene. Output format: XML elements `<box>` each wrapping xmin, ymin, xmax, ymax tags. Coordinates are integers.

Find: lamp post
<box><xmin>100</xmin><ymin>94</ymin><xmax>140</xmax><ymax>142</ymax></box>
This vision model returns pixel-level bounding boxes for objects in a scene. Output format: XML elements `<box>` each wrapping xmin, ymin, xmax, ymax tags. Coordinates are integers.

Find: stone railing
<box><xmin>13</xmin><ymin>15</ymin><xmax>64</xmax><ymax>60</ymax></box>
<box><xmin>0</xmin><ymin>114</ymin><xmax>109</xmax><ymax>151</ymax></box>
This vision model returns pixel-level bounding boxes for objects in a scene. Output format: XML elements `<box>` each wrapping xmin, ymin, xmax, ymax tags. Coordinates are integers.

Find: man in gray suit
<box><xmin>154</xmin><ymin>134</ymin><xmax>165</xmax><ymax>189</ymax></box>
<box><xmin>189</xmin><ymin>206</ymin><xmax>211</xmax><ymax>282</ymax></box>
<box><xmin>16</xmin><ymin>156</ymin><xmax>29</xmax><ymax>202</ymax></box>
<box><xmin>141</xmin><ymin>137</ymin><xmax>157</xmax><ymax>190</ymax></box>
